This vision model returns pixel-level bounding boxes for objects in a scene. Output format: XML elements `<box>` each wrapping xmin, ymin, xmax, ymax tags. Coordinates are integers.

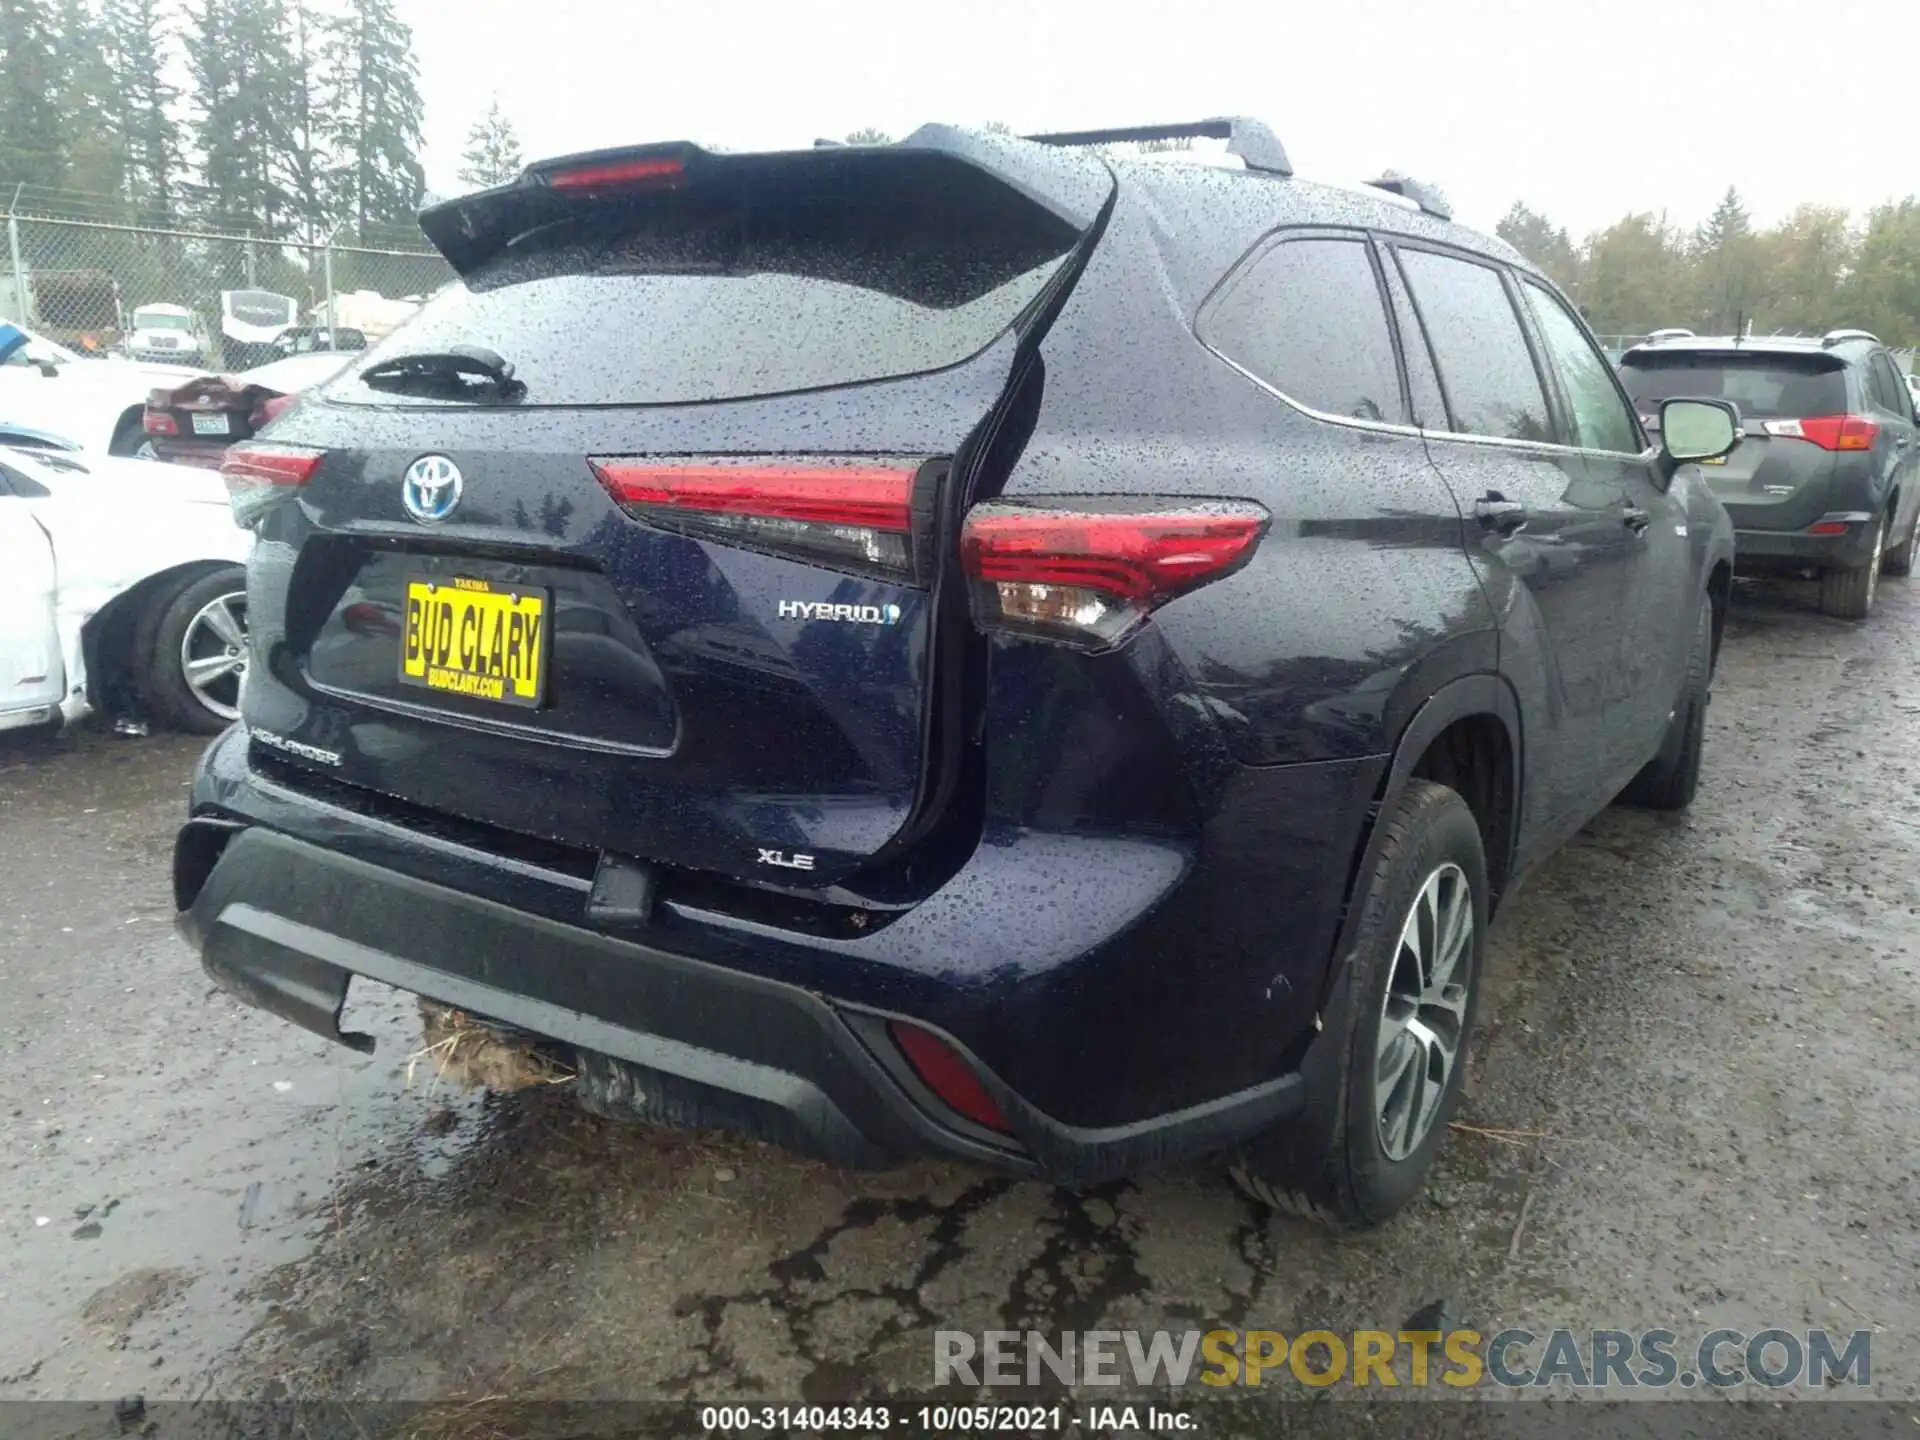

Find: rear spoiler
<box><xmin>417</xmin><ymin>126</ymin><xmax>1114</xmax><ymax>278</ymax></box>
<box><xmin>1023</xmin><ymin>117</ymin><xmax>1293</xmax><ymax>177</ymax></box>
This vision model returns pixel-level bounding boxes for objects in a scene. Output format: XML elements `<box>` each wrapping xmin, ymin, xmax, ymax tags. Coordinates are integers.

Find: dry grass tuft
<box><xmin>407</xmin><ymin>1000</ymin><xmax>576</xmax><ymax>1095</ymax></box>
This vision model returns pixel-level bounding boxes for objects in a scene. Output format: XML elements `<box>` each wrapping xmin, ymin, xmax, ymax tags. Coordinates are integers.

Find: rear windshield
<box><xmin>330</xmin><ymin>183</ymin><xmax>1078</xmax><ymax>408</ymax></box>
<box><xmin>1618</xmin><ymin>352</ymin><xmax>1846</xmax><ymax>418</ymax></box>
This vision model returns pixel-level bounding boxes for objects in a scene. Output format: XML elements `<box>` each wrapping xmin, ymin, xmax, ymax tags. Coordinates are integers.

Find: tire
<box><xmin>1617</xmin><ymin>596</ymin><xmax>1711</xmax><ymax>812</ymax></box>
<box><xmin>140</xmin><ymin>567</ymin><xmax>249</xmax><ymax>734</ymax></box>
<box><xmin>108</xmin><ymin>414</ymin><xmax>153</xmax><ymax>459</ymax></box>
<box><xmin>1230</xmin><ymin>779</ymin><xmax>1486</xmax><ymax>1230</ymax></box>
<box><xmin>1817</xmin><ymin>511</ymin><xmax>1885</xmax><ymax>619</ymax></box>
<box><xmin>1882</xmin><ymin>499</ymin><xmax>1919</xmax><ymax>578</ymax></box>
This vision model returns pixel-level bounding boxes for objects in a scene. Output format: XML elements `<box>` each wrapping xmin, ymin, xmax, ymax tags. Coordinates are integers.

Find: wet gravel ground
<box><xmin>2</xmin><ymin>574</ymin><xmax>1918</xmax><ymax>1421</ymax></box>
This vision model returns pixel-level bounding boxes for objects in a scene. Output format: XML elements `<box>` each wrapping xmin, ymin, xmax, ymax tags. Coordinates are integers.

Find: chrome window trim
<box><xmin>1204</xmin><ymin>343</ymin><xmax>1662</xmax><ymax>464</ymax></box>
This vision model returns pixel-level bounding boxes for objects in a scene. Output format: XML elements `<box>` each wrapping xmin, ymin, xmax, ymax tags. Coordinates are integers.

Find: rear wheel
<box><xmin>108</xmin><ymin>414</ymin><xmax>155</xmax><ymax>460</ymax></box>
<box><xmin>1882</xmin><ymin>499</ymin><xmax>1919</xmax><ymax>578</ymax></box>
<box><xmin>1818</xmin><ymin>511</ymin><xmax>1884</xmax><ymax>619</ymax></box>
<box><xmin>140</xmin><ymin>568</ymin><xmax>249</xmax><ymax>734</ymax></box>
<box><xmin>1618</xmin><ymin>596</ymin><xmax>1711</xmax><ymax>811</ymax></box>
<box><xmin>1230</xmin><ymin>780</ymin><xmax>1485</xmax><ymax>1230</ymax></box>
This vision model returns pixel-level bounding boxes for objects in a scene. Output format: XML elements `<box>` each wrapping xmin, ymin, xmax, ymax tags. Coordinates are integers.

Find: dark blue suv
<box><xmin>174</xmin><ymin>120</ymin><xmax>1737</xmax><ymax>1227</ymax></box>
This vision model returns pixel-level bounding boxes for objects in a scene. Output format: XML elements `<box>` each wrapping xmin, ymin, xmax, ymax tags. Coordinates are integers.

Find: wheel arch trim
<box><xmin>80</xmin><ymin>559</ymin><xmax>246</xmax><ymax>716</ymax></box>
<box><xmin>1314</xmin><ymin>671</ymin><xmax>1521</xmax><ymax>1016</ymax></box>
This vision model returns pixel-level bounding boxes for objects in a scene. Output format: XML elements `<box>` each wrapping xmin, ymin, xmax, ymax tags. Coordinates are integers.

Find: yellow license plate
<box><xmin>399</xmin><ymin>577</ymin><xmax>548</xmax><ymax>707</ymax></box>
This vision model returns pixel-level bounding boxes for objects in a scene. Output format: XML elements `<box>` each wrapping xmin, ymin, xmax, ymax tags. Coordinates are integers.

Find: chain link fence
<box><xmin>2</xmin><ymin>205</ymin><xmax>450</xmax><ymax>368</ymax></box>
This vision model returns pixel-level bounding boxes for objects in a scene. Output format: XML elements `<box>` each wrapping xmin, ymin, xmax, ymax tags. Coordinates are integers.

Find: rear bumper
<box><xmin>149</xmin><ymin>436</ymin><xmax>233</xmax><ymax>469</ymax></box>
<box><xmin>1732</xmin><ymin>512</ymin><xmax>1878</xmax><ymax>570</ymax></box>
<box><xmin>171</xmin><ymin>728</ymin><xmax>1369</xmax><ymax>1183</ymax></box>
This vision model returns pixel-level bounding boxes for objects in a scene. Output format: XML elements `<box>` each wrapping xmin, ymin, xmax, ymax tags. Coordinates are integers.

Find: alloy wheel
<box><xmin>1374</xmin><ymin>862</ymin><xmax>1474</xmax><ymax>1161</ymax></box>
<box><xmin>180</xmin><ymin>589</ymin><xmax>249</xmax><ymax>722</ymax></box>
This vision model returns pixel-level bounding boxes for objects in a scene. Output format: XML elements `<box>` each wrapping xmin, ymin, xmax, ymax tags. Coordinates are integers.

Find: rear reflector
<box><xmin>1806</xmin><ymin>521</ymin><xmax>1851</xmax><ymax>536</ymax></box>
<box><xmin>220</xmin><ymin>442</ymin><xmax>325</xmax><ymax>528</ymax></box>
<box><xmin>960</xmin><ymin>499</ymin><xmax>1269</xmax><ymax>647</ymax></box>
<box><xmin>888</xmin><ymin>1021</ymin><xmax>1010</xmax><ymax>1132</ymax></box>
<box><xmin>545</xmin><ymin>156</ymin><xmax>684</xmax><ymax>193</ymax></box>
<box><xmin>1763</xmin><ymin>415</ymin><xmax>1878</xmax><ymax>451</ymax></box>
<box><xmin>591</xmin><ymin>458</ymin><xmax>925</xmax><ymax>580</ymax></box>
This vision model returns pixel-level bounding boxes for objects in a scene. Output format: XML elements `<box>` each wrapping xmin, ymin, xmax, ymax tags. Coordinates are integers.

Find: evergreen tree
<box><xmin>52</xmin><ymin>0</ymin><xmax>124</xmax><ymax>200</ymax></box>
<box><xmin>276</xmin><ymin>0</ymin><xmax>329</xmax><ymax>238</ymax></box>
<box><xmin>1691</xmin><ymin>185</ymin><xmax>1761</xmax><ymax>333</ymax></box>
<box><xmin>181</xmin><ymin>0</ymin><xmax>243</xmax><ymax>220</ymax></box>
<box><xmin>0</xmin><ymin>0</ymin><xmax>66</xmax><ymax>192</ymax></box>
<box><xmin>845</xmin><ymin>127</ymin><xmax>890</xmax><ymax>144</ymax></box>
<box><xmin>457</xmin><ymin>98</ymin><xmax>522</xmax><ymax>190</ymax></box>
<box><xmin>101</xmin><ymin>0</ymin><xmax>184</xmax><ymax>220</ymax></box>
<box><xmin>182</xmin><ymin>0</ymin><xmax>297</xmax><ymax>233</ymax></box>
<box><xmin>321</xmin><ymin>0</ymin><xmax>424</xmax><ymax>235</ymax></box>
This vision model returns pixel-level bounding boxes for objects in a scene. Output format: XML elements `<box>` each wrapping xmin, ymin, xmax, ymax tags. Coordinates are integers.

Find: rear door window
<box><xmin>1521</xmin><ymin>280</ymin><xmax>1643</xmax><ymax>454</ymax></box>
<box><xmin>1395</xmin><ymin>249</ymin><xmax>1553</xmax><ymax>443</ymax></box>
<box><xmin>1868</xmin><ymin>354</ymin><xmax>1911</xmax><ymax>418</ymax></box>
<box><xmin>1616</xmin><ymin>353</ymin><xmax>1847</xmax><ymax>419</ymax></box>
<box><xmin>1200</xmin><ymin>235</ymin><xmax>1406</xmax><ymax>424</ymax></box>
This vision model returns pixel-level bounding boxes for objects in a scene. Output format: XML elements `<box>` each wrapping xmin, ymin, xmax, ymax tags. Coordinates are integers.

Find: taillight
<box><xmin>888</xmin><ymin>1021</ymin><xmax>1010</xmax><ymax>1133</ymax></box>
<box><xmin>544</xmin><ymin>156</ymin><xmax>683</xmax><ymax>194</ymax></box>
<box><xmin>1762</xmin><ymin>415</ymin><xmax>1878</xmax><ymax>451</ymax></box>
<box><xmin>590</xmin><ymin>458</ymin><xmax>927</xmax><ymax>581</ymax></box>
<box><xmin>220</xmin><ymin>442</ymin><xmax>324</xmax><ymax>528</ymax></box>
<box><xmin>143</xmin><ymin>408</ymin><xmax>177</xmax><ymax>436</ymax></box>
<box><xmin>959</xmin><ymin>499</ymin><xmax>1270</xmax><ymax>648</ymax></box>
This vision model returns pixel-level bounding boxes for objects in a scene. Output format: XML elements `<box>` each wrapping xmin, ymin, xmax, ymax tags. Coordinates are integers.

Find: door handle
<box><xmin>1622</xmin><ymin>506</ymin><xmax>1651</xmax><ymax>535</ymax></box>
<box><xmin>1473</xmin><ymin>494</ymin><xmax>1528</xmax><ymax>535</ymax></box>
<box><xmin>1897</xmin><ymin>435</ymin><xmax>1912</xmax><ymax>449</ymax></box>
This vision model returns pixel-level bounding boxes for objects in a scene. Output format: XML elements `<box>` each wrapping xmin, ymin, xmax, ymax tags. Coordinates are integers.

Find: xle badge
<box><xmin>758</xmin><ymin>849</ymin><xmax>815</xmax><ymax>871</ymax></box>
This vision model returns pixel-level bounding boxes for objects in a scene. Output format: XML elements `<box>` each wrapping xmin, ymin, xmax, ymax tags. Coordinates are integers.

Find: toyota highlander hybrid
<box><xmin>172</xmin><ymin>121</ymin><xmax>1737</xmax><ymax>1227</ymax></box>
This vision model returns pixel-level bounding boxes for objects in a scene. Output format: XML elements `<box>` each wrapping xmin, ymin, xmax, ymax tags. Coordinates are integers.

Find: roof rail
<box><xmin>1366</xmin><ymin>174</ymin><xmax>1451</xmax><ymax>221</ymax></box>
<box><xmin>1022</xmin><ymin>118</ymin><xmax>1292</xmax><ymax>177</ymax></box>
<box><xmin>1821</xmin><ymin>328</ymin><xmax>1879</xmax><ymax>347</ymax></box>
<box><xmin>1644</xmin><ymin>328</ymin><xmax>1696</xmax><ymax>344</ymax></box>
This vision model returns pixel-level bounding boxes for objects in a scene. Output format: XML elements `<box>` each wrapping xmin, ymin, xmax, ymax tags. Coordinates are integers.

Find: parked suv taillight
<box><xmin>1762</xmin><ymin>415</ymin><xmax>1879</xmax><ymax>451</ymax></box>
<box><xmin>591</xmin><ymin>458</ymin><xmax>932</xmax><ymax>581</ymax></box>
<box><xmin>219</xmin><ymin>442</ymin><xmax>325</xmax><ymax>528</ymax></box>
<box><xmin>960</xmin><ymin>499</ymin><xmax>1270</xmax><ymax>648</ymax></box>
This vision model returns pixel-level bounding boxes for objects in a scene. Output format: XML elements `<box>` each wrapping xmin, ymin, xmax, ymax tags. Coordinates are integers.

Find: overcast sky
<box><xmin>399</xmin><ymin>0</ymin><xmax>1918</xmax><ymax>239</ymax></box>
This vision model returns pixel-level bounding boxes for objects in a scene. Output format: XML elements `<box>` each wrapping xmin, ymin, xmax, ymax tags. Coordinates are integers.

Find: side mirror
<box><xmin>1660</xmin><ymin>397</ymin><xmax>1740</xmax><ymax>463</ymax></box>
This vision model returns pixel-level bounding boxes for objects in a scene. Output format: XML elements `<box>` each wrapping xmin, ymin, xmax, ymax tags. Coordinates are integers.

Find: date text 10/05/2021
<box><xmin>699</xmin><ymin>1407</ymin><xmax>1180</xmax><ymax>1432</ymax></box>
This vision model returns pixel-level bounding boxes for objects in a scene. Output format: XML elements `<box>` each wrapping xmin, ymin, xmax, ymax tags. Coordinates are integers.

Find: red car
<box><xmin>141</xmin><ymin>353</ymin><xmax>356</xmax><ymax>468</ymax></box>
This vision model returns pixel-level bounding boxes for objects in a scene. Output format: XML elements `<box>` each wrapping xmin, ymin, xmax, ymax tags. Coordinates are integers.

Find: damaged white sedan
<box><xmin>0</xmin><ymin>442</ymin><xmax>250</xmax><ymax>737</ymax></box>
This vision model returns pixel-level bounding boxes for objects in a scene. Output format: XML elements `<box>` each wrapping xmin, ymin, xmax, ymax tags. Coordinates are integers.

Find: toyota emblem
<box><xmin>402</xmin><ymin>455</ymin><xmax>463</xmax><ymax>524</ymax></box>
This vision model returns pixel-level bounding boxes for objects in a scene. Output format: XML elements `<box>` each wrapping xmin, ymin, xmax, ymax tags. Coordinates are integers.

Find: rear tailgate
<box><xmin>243</xmin><ymin>140</ymin><xmax>1104</xmax><ymax>889</ymax></box>
<box><xmin>1621</xmin><ymin>349</ymin><xmax>1844</xmax><ymax>528</ymax></box>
